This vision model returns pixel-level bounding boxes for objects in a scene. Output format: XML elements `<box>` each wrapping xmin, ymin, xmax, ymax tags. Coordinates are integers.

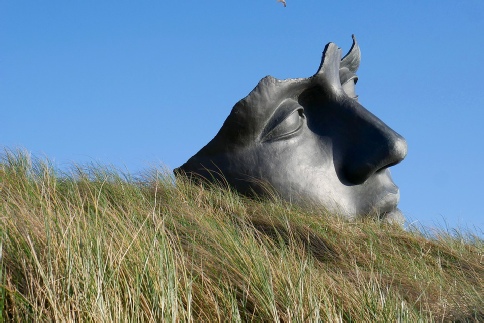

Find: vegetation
<box><xmin>0</xmin><ymin>150</ymin><xmax>482</xmax><ymax>322</ymax></box>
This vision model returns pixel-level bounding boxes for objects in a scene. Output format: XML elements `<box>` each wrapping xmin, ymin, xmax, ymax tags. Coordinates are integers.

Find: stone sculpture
<box><xmin>175</xmin><ymin>36</ymin><xmax>408</xmax><ymax>224</ymax></box>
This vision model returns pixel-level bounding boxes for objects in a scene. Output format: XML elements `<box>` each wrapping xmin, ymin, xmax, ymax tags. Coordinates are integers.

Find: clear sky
<box><xmin>2</xmin><ymin>1</ymin><xmax>483</xmax><ymax>232</ymax></box>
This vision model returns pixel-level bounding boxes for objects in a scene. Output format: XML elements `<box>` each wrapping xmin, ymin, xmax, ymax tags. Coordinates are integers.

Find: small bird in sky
<box><xmin>277</xmin><ymin>0</ymin><xmax>286</xmax><ymax>7</ymax></box>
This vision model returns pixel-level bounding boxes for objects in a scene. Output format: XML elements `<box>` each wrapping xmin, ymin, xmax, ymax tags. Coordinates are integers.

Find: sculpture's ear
<box><xmin>314</xmin><ymin>42</ymin><xmax>342</xmax><ymax>84</ymax></box>
<box><xmin>340</xmin><ymin>35</ymin><xmax>360</xmax><ymax>73</ymax></box>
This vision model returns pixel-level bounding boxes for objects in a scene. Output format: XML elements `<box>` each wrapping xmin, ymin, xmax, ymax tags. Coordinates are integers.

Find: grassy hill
<box><xmin>1</xmin><ymin>150</ymin><xmax>483</xmax><ymax>321</ymax></box>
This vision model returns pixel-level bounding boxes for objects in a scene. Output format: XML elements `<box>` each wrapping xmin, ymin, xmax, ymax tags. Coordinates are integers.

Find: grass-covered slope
<box><xmin>0</xmin><ymin>151</ymin><xmax>483</xmax><ymax>322</ymax></box>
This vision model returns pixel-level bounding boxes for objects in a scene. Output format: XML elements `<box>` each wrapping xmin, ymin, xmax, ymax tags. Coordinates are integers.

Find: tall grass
<box><xmin>0</xmin><ymin>150</ymin><xmax>482</xmax><ymax>321</ymax></box>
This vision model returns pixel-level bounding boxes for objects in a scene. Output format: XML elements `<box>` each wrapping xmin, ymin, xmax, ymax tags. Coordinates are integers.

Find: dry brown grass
<box><xmin>1</xmin><ymin>150</ymin><xmax>483</xmax><ymax>321</ymax></box>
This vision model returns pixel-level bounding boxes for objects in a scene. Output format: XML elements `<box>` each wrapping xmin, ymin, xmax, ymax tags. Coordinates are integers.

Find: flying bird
<box><xmin>277</xmin><ymin>0</ymin><xmax>286</xmax><ymax>7</ymax></box>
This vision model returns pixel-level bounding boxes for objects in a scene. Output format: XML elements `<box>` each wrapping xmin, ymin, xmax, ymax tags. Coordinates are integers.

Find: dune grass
<box><xmin>0</xmin><ymin>150</ymin><xmax>483</xmax><ymax>322</ymax></box>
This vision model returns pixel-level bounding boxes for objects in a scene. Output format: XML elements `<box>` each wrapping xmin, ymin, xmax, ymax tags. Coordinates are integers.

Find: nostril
<box><xmin>343</xmin><ymin>133</ymin><xmax>408</xmax><ymax>185</ymax></box>
<box><xmin>344</xmin><ymin>163</ymin><xmax>376</xmax><ymax>185</ymax></box>
<box><xmin>374</xmin><ymin>135</ymin><xmax>407</xmax><ymax>175</ymax></box>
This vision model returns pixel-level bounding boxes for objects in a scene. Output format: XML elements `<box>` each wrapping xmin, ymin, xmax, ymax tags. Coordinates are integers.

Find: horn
<box><xmin>314</xmin><ymin>42</ymin><xmax>342</xmax><ymax>82</ymax></box>
<box><xmin>340</xmin><ymin>35</ymin><xmax>361</xmax><ymax>73</ymax></box>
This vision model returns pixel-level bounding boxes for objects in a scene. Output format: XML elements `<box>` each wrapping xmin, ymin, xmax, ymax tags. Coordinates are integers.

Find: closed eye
<box><xmin>342</xmin><ymin>78</ymin><xmax>358</xmax><ymax>100</ymax></box>
<box><xmin>262</xmin><ymin>100</ymin><xmax>305</xmax><ymax>142</ymax></box>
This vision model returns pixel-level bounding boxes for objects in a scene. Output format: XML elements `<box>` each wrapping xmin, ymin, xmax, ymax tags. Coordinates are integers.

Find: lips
<box><xmin>374</xmin><ymin>189</ymin><xmax>400</xmax><ymax>214</ymax></box>
<box><xmin>372</xmin><ymin>188</ymin><xmax>405</xmax><ymax>224</ymax></box>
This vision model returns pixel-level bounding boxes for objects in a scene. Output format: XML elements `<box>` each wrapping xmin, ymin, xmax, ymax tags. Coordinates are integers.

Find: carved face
<box><xmin>176</xmin><ymin>36</ymin><xmax>407</xmax><ymax>223</ymax></box>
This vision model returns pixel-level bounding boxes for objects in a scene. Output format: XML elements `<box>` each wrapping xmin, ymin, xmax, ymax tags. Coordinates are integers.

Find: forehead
<box><xmin>224</xmin><ymin>76</ymin><xmax>308</xmax><ymax>144</ymax></box>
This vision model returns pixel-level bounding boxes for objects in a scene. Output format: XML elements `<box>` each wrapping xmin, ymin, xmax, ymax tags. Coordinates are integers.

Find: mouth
<box><xmin>374</xmin><ymin>189</ymin><xmax>400</xmax><ymax>213</ymax></box>
<box><xmin>373</xmin><ymin>188</ymin><xmax>404</xmax><ymax>224</ymax></box>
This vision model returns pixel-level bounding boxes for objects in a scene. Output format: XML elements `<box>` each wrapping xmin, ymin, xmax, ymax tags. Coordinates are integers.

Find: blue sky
<box><xmin>2</xmin><ymin>1</ymin><xmax>483</xmax><ymax>232</ymax></box>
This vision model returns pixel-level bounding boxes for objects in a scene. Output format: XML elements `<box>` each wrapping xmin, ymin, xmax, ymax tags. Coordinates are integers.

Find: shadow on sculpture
<box><xmin>175</xmin><ymin>36</ymin><xmax>408</xmax><ymax>224</ymax></box>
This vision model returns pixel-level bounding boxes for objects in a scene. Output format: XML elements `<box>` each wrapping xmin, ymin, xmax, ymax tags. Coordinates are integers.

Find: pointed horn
<box><xmin>314</xmin><ymin>42</ymin><xmax>342</xmax><ymax>83</ymax></box>
<box><xmin>341</xmin><ymin>35</ymin><xmax>360</xmax><ymax>73</ymax></box>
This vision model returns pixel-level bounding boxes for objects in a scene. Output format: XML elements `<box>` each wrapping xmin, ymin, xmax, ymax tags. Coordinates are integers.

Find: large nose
<box><xmin>340</xmin><ymin>99</ymin><xmax>408</xmax><ymax>185</ymax></box>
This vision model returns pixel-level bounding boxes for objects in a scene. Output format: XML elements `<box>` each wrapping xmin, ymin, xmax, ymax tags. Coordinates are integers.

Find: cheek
<box><xmin>252</xmin><ymin>132</ymin><xmax>335</xmax><ymax>186</ymax></box>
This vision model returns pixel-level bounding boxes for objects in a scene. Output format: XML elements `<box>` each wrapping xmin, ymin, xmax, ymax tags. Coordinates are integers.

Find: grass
<box><xmin>0</xmin><ymin>149</ymin><xmax>483</xmax><ymax>322</ymax></box>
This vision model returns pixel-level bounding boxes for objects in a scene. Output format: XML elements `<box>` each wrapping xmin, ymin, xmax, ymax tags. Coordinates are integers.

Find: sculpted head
<box><xmin>175</xmin><ymin>36</ymin><xmax>408</xmax><ymax>223</ymax></box>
